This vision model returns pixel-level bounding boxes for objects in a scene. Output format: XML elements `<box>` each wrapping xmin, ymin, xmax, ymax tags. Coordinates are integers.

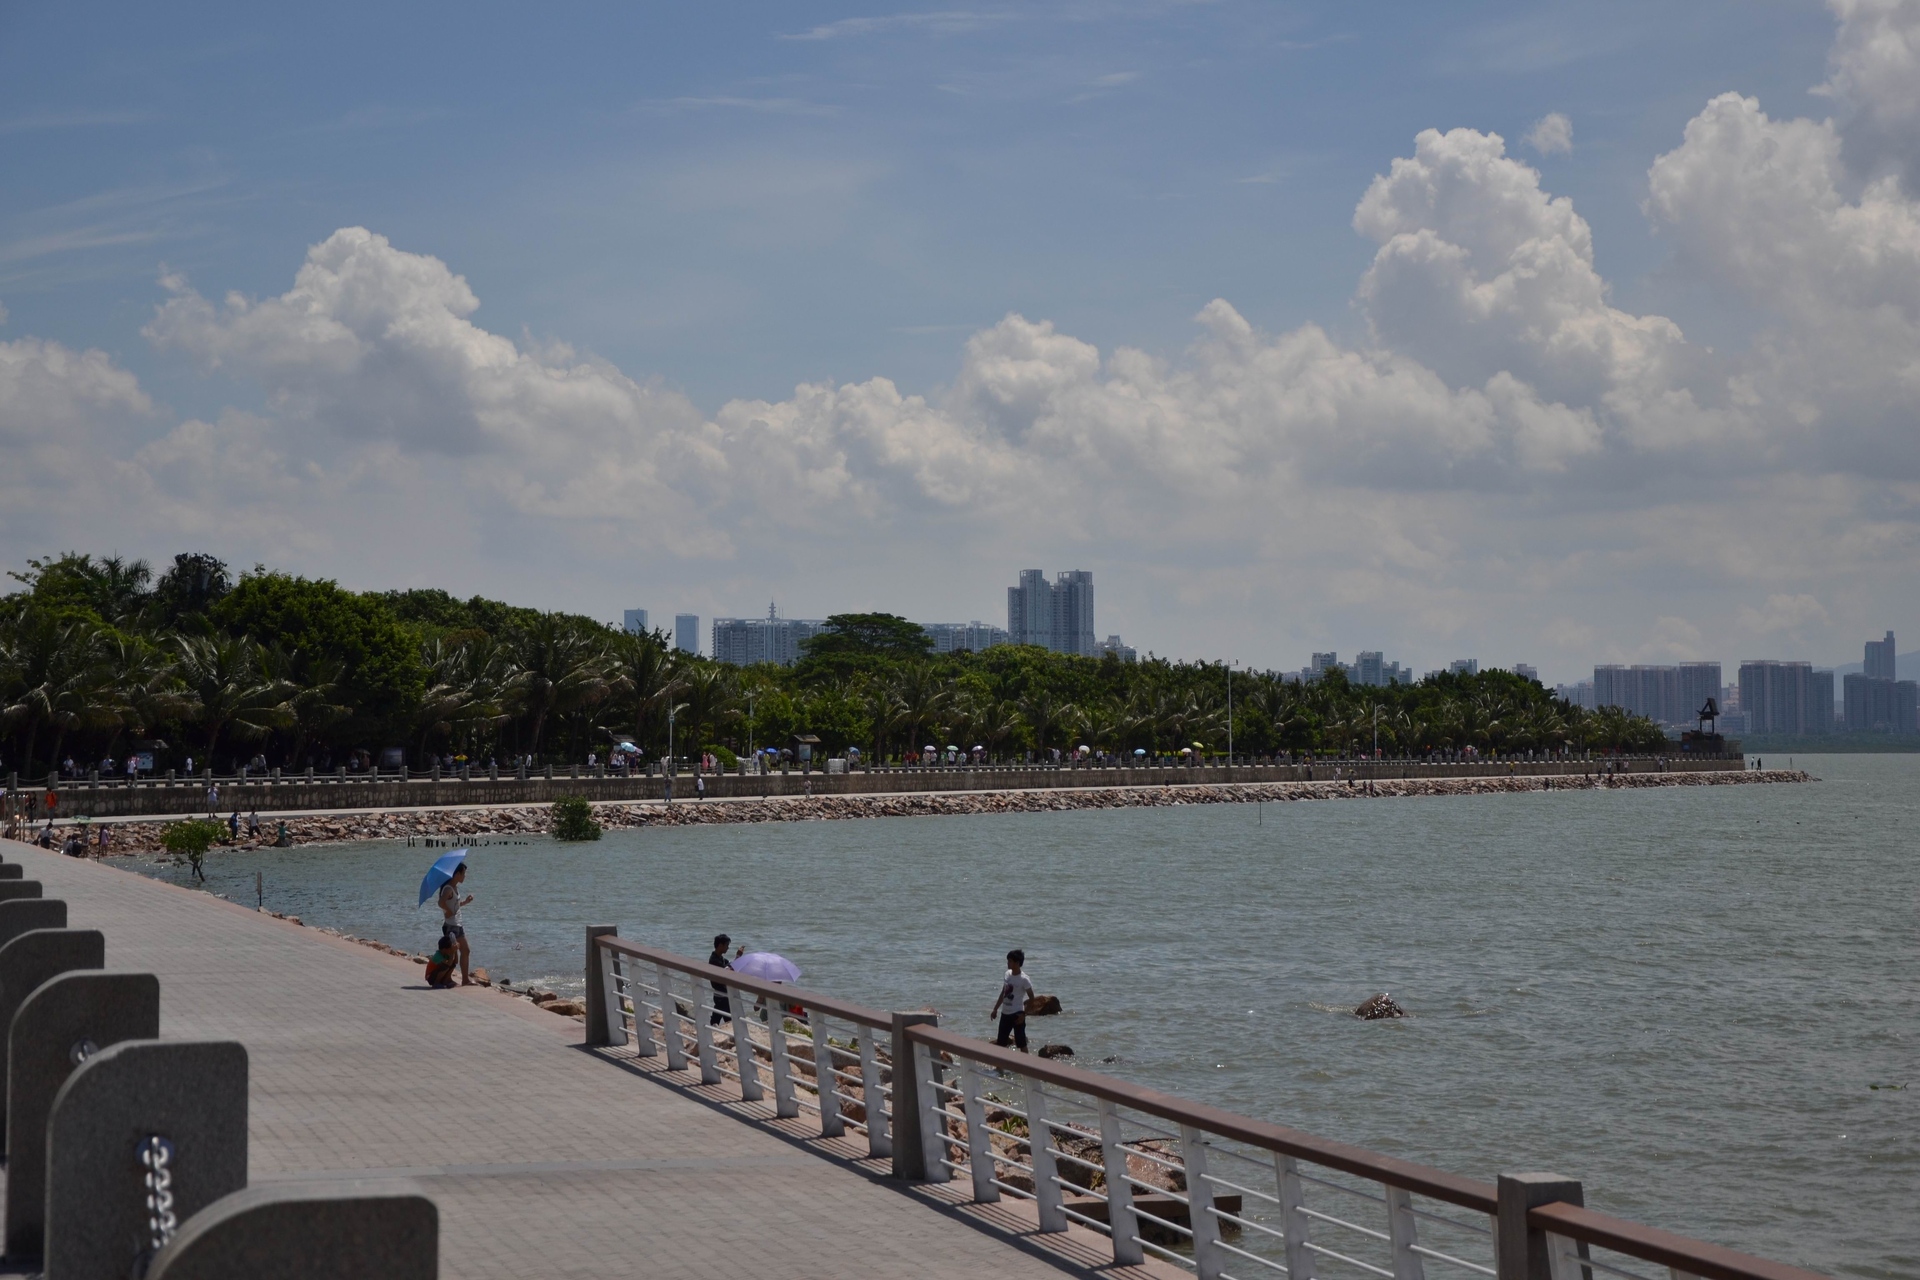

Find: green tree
<box><xmin>801</xmin><ymin>613</ymin><xmax>933</xmax><ymax>660</ymax></box>
<box><xmin>173</xmin><ymin>634</ymin><xmax>293</xmax><ymax>763</ymax></box>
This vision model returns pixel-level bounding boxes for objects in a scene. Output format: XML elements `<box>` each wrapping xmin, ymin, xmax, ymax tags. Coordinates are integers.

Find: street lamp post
<box><xmin>666</xmin><ymin>705</ymin><xmax>675</xmax><ymax>804</ymax></box>
<box><xmin>1226</xmin><ymin>661</ymin><xmax>1235</xmax><ymax>769</ymax></box>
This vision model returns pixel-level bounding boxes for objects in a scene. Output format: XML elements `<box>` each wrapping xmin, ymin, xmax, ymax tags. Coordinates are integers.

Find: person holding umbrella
<box><xmin>419</xmin><ymin>850</ymin><xmax>476</xmax><ymax>986</ymax></box>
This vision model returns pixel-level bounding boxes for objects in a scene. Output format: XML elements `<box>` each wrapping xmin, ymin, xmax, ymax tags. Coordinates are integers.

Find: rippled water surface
<box><xmin>134</xmin><ymin>756</ymin><xmax>1917</xmax><ymax>1278</ymax></box>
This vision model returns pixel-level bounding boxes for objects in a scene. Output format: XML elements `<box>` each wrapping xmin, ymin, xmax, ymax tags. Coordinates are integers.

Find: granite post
<box><xmin>45</xmin><ymin>1040</ymin><xmax>248</xmax><ymax>1280</ymax></box>
<box><xmin>889</xmin><ymin>1010</ymin><xmax>940</xmax><ymax>1180</ymax></box>
<box><xmin>5</xmin><ymin>971</ymin><xmax>161</xmax><ymax>1261</ymax></box>
<box><xmin>146</xmin><ymin>1181</ymin><xmax>437</xmax><ymax>1280</ymax></box>
<box><xmin>1496</xmin><ymin>1172</ymin><xmax>1585</xmax><ymax>1280</ymax></box>
<box><xmin>0</xmin><ymin>928</ymin><xmax>105</xmax><ymax>1144</ymax></box>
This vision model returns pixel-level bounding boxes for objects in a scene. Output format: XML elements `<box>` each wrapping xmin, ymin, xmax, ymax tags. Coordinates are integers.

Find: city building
<box><xmin>622</xmin><ymin>609</ymin><xmax>649</xmax><ymax>636</ymax></box>
<box><xmin>1738</xmin><ymin>660</ymin><xmax>1831</xmax><ymax>735</ymax></box>
<box><xmin>1346</xmin><ymin>651</ymin><xmax>1412</xmax><ymax>686</ymax></box>
<box><xmin>1844</xmin><ymin>631</ymin><xmax>1917</xmax><ymax>733</ymax></box>
<box><xmin>1592</xmin><ymin>663</ymin><xmax>1723</xmax><ymax>726</ymax></box>
<box><xmin>674</xmin><ymin>614</ymin><xmax>700</xmax><ymax>655</ymax></box>
<box><xmin>1865</xmin><ymin>630</ymin><xmax>1897</xmax><ymax>681</ymax></box>
<box><xmin>923</xmin><ymin>621</ymin><xmax>1010</xmax><ymax>655</ymax></box>
<box><xmin>1449</xmin><ymin>659</ymin><xmax>1478</xmax><ymax>676</ymax></box>
<box><xmin>1512</xmin><ymin>663</ymin><xmax>1539</xmax><ymax>683</ymax></box>
<box><xmin>1099</xmin><ymin>635</ymin><xmax>1137</xmax><ymax>662</ymax></box>
<box><xmin>710</xmin><ymin>605</ymin><xmax>826</xmax><ymax>667</ymax></box>
<box><xmin>1555</xmin><ymin>680</ymin><xmax>1595</xmax><ymax>710</ymax></box>
<box><xmin>1006</xmin><ymin>569</ymin><xmax>1097</xmax><ymax>656</ymax></box>
<box><xmin>1310</xmin><ymin>652</ymin><xmax>1341</xmax><ymax>678</ymax></box>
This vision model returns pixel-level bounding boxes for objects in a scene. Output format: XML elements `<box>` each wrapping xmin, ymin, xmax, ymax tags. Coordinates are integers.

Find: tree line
<box><xmin>0</xmin><ymin>552</ymin><xmax>1670</xmax><ymax>779</ymax></box>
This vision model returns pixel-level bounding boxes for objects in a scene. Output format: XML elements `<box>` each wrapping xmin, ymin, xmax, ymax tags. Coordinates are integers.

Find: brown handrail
<box><xmin>904</xmin><ymin>1023</ymin><xmax>1496</xmax><ymax>1213</ymax></box>
<box><xmin>595</xmin><ymin>936</ymin><xmax>894</xmax><ymax>1029</ymax></box>
<box><xmin>1529</xmin><ymin>1202</ymin><xmax>1829</xmax><ymax>1280</ymax></box>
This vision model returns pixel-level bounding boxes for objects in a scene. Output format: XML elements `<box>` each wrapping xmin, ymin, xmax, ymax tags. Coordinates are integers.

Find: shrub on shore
<box><xmin>551</xmin><ymin>795</ymin><xmax>601</xmax><ymax>841</ymax></box>
<box><xmin>160</xmin><ymin>817</ymin><xmax>225</xmax><ymax>879</ymax></box>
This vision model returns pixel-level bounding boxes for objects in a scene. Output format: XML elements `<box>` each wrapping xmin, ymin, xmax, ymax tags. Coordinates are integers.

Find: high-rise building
<box><xmin>1739</xmin><ymin>660</ymin><xmax>1829</xmax><ymax>735</ymax></box>
<box><xmin>711</xmin><ymin>604</ymin><xmax>827</xmax><ymax>667</ymax></box>
<box><xmin>1099</xmin><ymin>635</ymin><xmax>1137</xmax><ymax>662</ymax></box>
<box><xmin>1555</xmin><ymin>680</ymin><xmax>1595</xmax><ymax>710</ymax></box>
<box><xmin>1593</xmin><ymin>663</ymin><xmax>1722</xmax><ymax>725</ymax></box>
<box><xmin>923</xmin><ymin>621</ymin><xmax>1010</xmax><ymax>655</ymax></box>
<box><xmin>1865</xmin><ymin>630</ymin><xmax>1897</xmax><ymax>681</ymax></box>
<box><xmin>622</xmin><ymin>609</ymin><xmax>649</xmax><ymax>636</ymax></box>
<box><xmin>1449</xmin><ymin>659</ymin><xmax>1479</xmax><ymax>676</ymax></box>
<box><xmin>1355</xmin><ymin>652</ymin><xmax>1384</xmax><ymax>686</ymax></box>
<box><xmin>1678</xmin><ymin>662</ymin><xmax>1722</xmax><ymax>723</ymax></box>
<box><xmin>674</xmin><ymin>614</ymin><xmax>700</xmax><ymax>655</ymax></box>
<box><xmin>1311</xmin><ymin>652</ymin><xmax>1340</xmax><ymax>676</ymax></box>
<box><xmin>1005</xmin><ymin>569</ymin><xmax>1097</xmax><ymax>656</ymax></box>
<box><xmin>1512</xmin><ymin>663</ymin><xmax>1539</xmax><ymax>683</ymax></box>
<box><xmin>1844</xmin><ymin>671</ymin><xmax>1918</xmax><ymax>733</ymax></box>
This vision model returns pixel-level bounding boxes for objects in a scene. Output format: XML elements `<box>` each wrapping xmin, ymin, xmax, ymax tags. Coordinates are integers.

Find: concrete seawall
<box><xmin>53</xmin><ymin>767</ymin><xmax>1805</xmax><ymax>853</ymax></box>
<box><xmin>26</xmin><ymin>754</ymin><xmax>1746</xmax><ymax>819</ymax></box>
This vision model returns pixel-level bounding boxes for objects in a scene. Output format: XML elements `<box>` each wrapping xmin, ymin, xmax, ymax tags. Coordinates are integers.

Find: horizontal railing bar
<box><xmin>1301</xmin><ymin>1240</ymin><xmax>1396</xmax><ymax>1278</ymax></box>
<box><xmin>1215</xmin><ymin>1235</ymin><xmax>1291</xmax><ymax>1273</ymax></box>
<box><xmin>1202</xmin><ymin>1172</ymin><xmax>1283</xmax><ymax>1205</ymax></box>
<box><xmin>989</xmin><ymin>1178</ymin><xmax>1038</xmax><ymax>1201</ymax></box>
<box><xmin>1299</xmin><ymin>1207</ymin><xmax>1390</xmax><ymax>1241</ymax></box>
<box><xmin>1299</xmin><ymin>1172</ymin><xmax>1389</xmax><ymax>1205</ymax></box>
<box><xmin>1406</xmin><ymin>1244</ymin><xmax>1495</xmax><ymax>1276</ymax></box>
<box><xmin>1058</xmin><ymin>1205</ymin><xmax>1113</xmax><ymax>1234</ymax></box>
<box><xmin>1409</xmin><ymin>1206</ymin><xmax>1494</xmax><ymax>1235</ymax></box>
<box><xmin>1133</xmin><ymin>1234</ymin><xmax>1198</xmax><ymax>1270</ymax></box>
<box><xmin>1214</xmin><ymin>1210</ymin><xmax>1291</xmax><ymax>1247</ymax></box>
<box><xmin>1530</xmin><ymin>1204</ymin><xmax>1829</xmax><ymax>1280</ymax></box>
<box><xmin>1130</xmin><ymin>1207</ymin><xmax>1195</xmax><ymax>1239</ymax></box>
<box><xmin>1051</xmin><ymin>1175</ymin><xmax>1108</xmax><ymax>1203</ymax></box>
<box><xmin>905</xmin><ymin>1025</ymin><xmax>1497</xmax><ymax>1212</ymax></box>
<box><xmin>1049</xmin><ymin>1149</ymin><xmax>1104</xmax><ymax>1174</ymax></box>
<box><xmin>595</xmin><ymin>938</ymin><xmax>892</xmax><ymax>1028</ymax></box>
<box><xmin>1121</xmin><ymin>1173</ymin><xmax>1190</xmax><ymax>1205</ymax></box>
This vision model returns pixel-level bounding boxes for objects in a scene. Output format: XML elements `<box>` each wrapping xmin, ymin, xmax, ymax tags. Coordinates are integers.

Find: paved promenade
<box><xmin>4</xmin><ymin>841</ymin><xmax>1164</xmax><ymax>1280</ymax></box>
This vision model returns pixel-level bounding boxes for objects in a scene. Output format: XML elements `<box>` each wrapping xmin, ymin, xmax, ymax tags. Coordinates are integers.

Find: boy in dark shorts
<box><xmin>989</xmin><ymin>949</ymin><xmax>1033</xmax><ymax>1052</ymax></box>
<box><xmin>425</xmin><ymin>931</ymin><xmax>458</xmax><ymax>988</ymax></box>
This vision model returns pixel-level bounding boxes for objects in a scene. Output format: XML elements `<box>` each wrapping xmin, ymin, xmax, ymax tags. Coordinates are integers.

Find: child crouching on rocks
<box><xmin>425</xmin><ymin>931</ymin><xmax>459</xmax><ymax>989</ymax></box>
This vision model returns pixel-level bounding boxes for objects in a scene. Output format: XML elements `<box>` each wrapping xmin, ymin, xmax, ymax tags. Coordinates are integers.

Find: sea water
<box><xmin>136</xmin><ymin>755</ymin><xmax>1918</xmax><ymax>1278</ymax></box>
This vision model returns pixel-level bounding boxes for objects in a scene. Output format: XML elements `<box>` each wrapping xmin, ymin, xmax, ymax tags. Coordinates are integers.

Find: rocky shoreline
<box><xmin>50</xmin><ymin>767</ymin><xmax>1807</xmax><ymax>855</ymax></box>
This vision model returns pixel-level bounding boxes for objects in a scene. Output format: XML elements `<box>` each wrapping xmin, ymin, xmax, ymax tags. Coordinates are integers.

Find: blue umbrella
<box><xmin>418</xmin><ymin>849</ymin><xmax>469</xmax><ymax>906</ymax></box>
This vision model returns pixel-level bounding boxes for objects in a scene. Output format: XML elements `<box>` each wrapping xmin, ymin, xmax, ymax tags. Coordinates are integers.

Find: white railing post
<box><xmin>1025</xmin><ymin>1079</ymin><xmax>1065</xmax><ymax>1232</ymax></box>
<box><xmin>1181</xmin><ymin>1124</ymin><xmax>1224</xmax><ymax>1280</ymax></box>
<box><xmin>693</xmin><ymin>987</ymin><xmax>721</xmax><ymax>1085</ymax></box>
<box><xmin>597</xmin><ymin>945</ymin><xmax>631</xmax><ymax>1048</ymax></box>
<box><xmin>731</xmin><ymin>986</ymin><xmax>764</xmax><ymax>1102</ymax></box>
<box><xmin>1546</xmin><ymin>1233</ymin><xmax>1585</xmax><ymax>1280</ymax></box>
<box><xmin>656</xmin><ymin>965</ymin><xmax>687</xmax><ymax>1072</ymax></box>
<box><xmin>768</xmin><ymin>1007</ymin><xmax>798</xmax><ymax>1119</ymax></box>
<box><xmin>911</xmin><ymin>1043</ymin><xmax>950</xmax><ymax>1183</ymax></box>
<box><xmin>811</xmin><ymin>1014</ymin><xmax>845</xmax><ymax>1138</ymax></box>
<box><xmin>1097</xmin><ymin>1098</ymin><xmax>1144</xmax><ymax>1266</ymax></box>
<box><xmin>859</xmin><ymin>1029</ymin><xmax>890</xmax><ymax>1158</ymax></box>
<box><xmin>1276</xmin><ymin>1154</ymin><xmax>1316</xmax><ymax>1280</ymax></box>
<box><xmin>1385</xmin><ymin>1185</ymin><xmax>1427</xmax><ymax>1280</ymax></box>
<box><xmin>960</xmin><ymin>1059</ymin><xmax>998</xmax><ymax>1203</ymax></box>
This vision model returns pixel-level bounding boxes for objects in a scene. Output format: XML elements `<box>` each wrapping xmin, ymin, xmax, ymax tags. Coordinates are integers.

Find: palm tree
<box><xmin>607</xmin><ymin>630</ymin><xmax>681</xmax><ymax>755</ymax></box>
<box><xmin>1018</xmin><ymin>689</ymin><xmax>1073</xmax><ymax>757</ymax></box>
<box><xmin>970</xmin><ymin>697</ymin><xmax>1023</xmax><ymax>761</ymax></box>
<box><xmin>173</xmin><ymin>634</ymin><xmax>293</xmax><ymax>764</ymax></box>
<box><xmin>0</xmin><ymin>610</ymin><xmax>113</xmax><ymax>777</ymax></box>
<box><xmin>893</xmin><ymin>664</ymin><xmax>953</xmax><ymax>756</ymax></box>
<box><xmin>259</xmin><ymin>645</ymin><xmax>351</xmax><ymax>768</ymax></box>
<box><xmin>676</xmin><ymin>664</ymin><xmax>737</xmax><ymax>756</ymax></box>
<box><xmin>506</xmin><ymin>614</ymin><xmax>615</xmax><ymax>758</ymax></box>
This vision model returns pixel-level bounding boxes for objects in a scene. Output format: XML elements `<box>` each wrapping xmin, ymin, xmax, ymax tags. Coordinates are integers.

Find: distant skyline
<box><xmin>4</xmin><ymin>2</ymin><xmax>1918</xmax><ymax>683</ymax></box>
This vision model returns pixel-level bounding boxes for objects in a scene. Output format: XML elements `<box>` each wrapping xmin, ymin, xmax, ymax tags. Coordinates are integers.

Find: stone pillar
<box><xmin>0</xmin><ymin>899</ymin><xmax>66</xmax><ymax>949</ymax></box>
<box><xmin>45</xmin><ymin>1039</ymin><xmax>248</xmax><ymax>1280</ymax></box>
<box><xmin>146</xmin><ymin>1182</ymin><xmax>437</xmax><ymax>1280</ymax></box>
<box><xmin>583</xmin><ymin>925</ymin><xmax>619</xmax><ymax>1047</ymax></box>
<box><xmin>6</xmin><ymin>971</ymin><xmax>162</xmax><ymax>1261</ymax></box>
<box><xmin>888</xmin><ymin>1011</ymin><xmax>940</xmax><ymax>1180</ymax></box>
<box><xmin>0</xmin><ymin>928</ymin><xmax>105</xmax><ymax>1145</ymax></box>
<box><xmin>1496</xmin><ymin>1172</ymin><xmax>1584</xmax><ymax>1280</ymax></box>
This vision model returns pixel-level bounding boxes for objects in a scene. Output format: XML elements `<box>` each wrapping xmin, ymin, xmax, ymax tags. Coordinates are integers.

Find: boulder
<box><xmin>1036</xmin><ymin>1043</ymin><xmax>1074</xmax><ymax>1059</ymax></box>
<box><xmin>544</xmin><ymin>999</ymin><xmax>586</xmax><ymax>1017</ymax></box>
<box><xmin>1354</xmin><ymin>992</ymin><xmax>1407</xmax><ymax>1020</ymax></box>
<box><xmin>1024</xmin><ymin>994</ymin><xmax>1062</xmax><ymax>1017</ymax></box>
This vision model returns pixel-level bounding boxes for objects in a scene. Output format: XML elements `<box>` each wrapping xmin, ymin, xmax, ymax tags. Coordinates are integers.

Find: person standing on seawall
<box><xmin>990</xmin><ymin>949</ymin><xmax>1034</xmax><ymax>1053</ymax></box>
<box><xmin>439</xmin><ymin>862</ymin><xmax>476</xmax><ymax>985</ymax></box>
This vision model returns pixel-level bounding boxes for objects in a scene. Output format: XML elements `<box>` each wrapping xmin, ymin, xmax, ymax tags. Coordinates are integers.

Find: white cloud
<box><xmin>1524</xmin><ymin>112</ymin><xmax>1573</xmax><ymax>156</ymax></box>
<box><xmin>1816</xmin><ymin>0</ymin><xmax>1920</xmax><ymax>183</ymax></box>
<box><xmin>5</xmin><ymin>4</ymin><xmax>1920</xmax><ymax>676</ymax></box>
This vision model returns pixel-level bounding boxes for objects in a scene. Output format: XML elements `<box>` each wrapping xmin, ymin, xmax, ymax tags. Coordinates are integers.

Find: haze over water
<box><xmin>145</xmin><ymin>756</ymin><xmax>1917</xmax><ymax>1278</ymax></box>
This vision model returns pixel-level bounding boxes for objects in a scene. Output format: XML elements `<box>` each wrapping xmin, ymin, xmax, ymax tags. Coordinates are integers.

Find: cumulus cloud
<box><xmin>1524</xmin><ymin>112</ymin><xmax>1574</xmax><ymax>155</ymax></box>
<box><xmin>1816</xmin><ymin>0</ymin><xmax>1920</xmax><ymax>184</ymax></box>
<box><xmin>4</xmin><ymin>3</ymin><xmax>1919</xmax><ymax>674</ymax></box>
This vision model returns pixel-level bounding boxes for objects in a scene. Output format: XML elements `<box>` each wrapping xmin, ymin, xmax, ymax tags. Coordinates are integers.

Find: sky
<box><xmin>2</xmin><ymin>0</ymin><xmax>1917</xmax><ymax>682</ymax></box>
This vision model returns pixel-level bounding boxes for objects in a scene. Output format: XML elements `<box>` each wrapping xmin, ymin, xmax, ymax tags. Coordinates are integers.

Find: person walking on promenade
<box><xmin>708</xmin><ymin>933</ymin><xmax>742</xmax><ymax>1024</ymax></box>
<box><xmin>438</xmin><ymin>862</ymin><xmax>475</xmax><ymax>985</ymax></box>
<box><xmin>696</xmin><ymin>774</ymin><xmax>706</xmax><ymax>801</ymax></box>
<box><xmin>990</xmin><ymin>949</ymin><xmax>1034</xmax><ymax>1053</ymax></box>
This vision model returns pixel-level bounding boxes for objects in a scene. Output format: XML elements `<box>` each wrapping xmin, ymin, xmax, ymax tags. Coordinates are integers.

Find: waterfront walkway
<box><xmin>4</xmin><ymin>841</ymin><xmax>1162</xmax><ymax>1280</ymax></box>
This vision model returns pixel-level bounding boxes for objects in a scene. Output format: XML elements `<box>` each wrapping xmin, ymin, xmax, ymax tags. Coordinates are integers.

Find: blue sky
<box><xmin>3</xmin><ymin>2</ymin><xmax>1915</xmax><ymax>680</ymax></box>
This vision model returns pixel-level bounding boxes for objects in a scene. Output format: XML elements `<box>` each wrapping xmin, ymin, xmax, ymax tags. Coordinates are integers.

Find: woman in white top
<box><xmin>438</xmin><ymin>863</ymin><xmax>475</xmax><ymax>985</ymax></box>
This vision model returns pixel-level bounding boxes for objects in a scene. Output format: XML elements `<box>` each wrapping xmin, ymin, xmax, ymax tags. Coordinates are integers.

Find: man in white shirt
<box><xmin>989</xmin><ymin>949</ymin><xmax>1034</xmax><ymax>1052</ymax></box>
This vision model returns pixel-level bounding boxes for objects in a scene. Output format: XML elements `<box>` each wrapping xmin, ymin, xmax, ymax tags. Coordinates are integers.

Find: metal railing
<box><xmin>583</xmin><ymin>935</ymin><xmax>1826</xmax><ymax>1280</ymax></box>
<box><xmin>902</xmin><ymin>1027</ymin><xmax>1827</xmax><ymax>1280</ymax></box>
<box><xmin>590</xmin><ymin>936</ymin><xmax>895</xmax><ymax>1161</ymax></box>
